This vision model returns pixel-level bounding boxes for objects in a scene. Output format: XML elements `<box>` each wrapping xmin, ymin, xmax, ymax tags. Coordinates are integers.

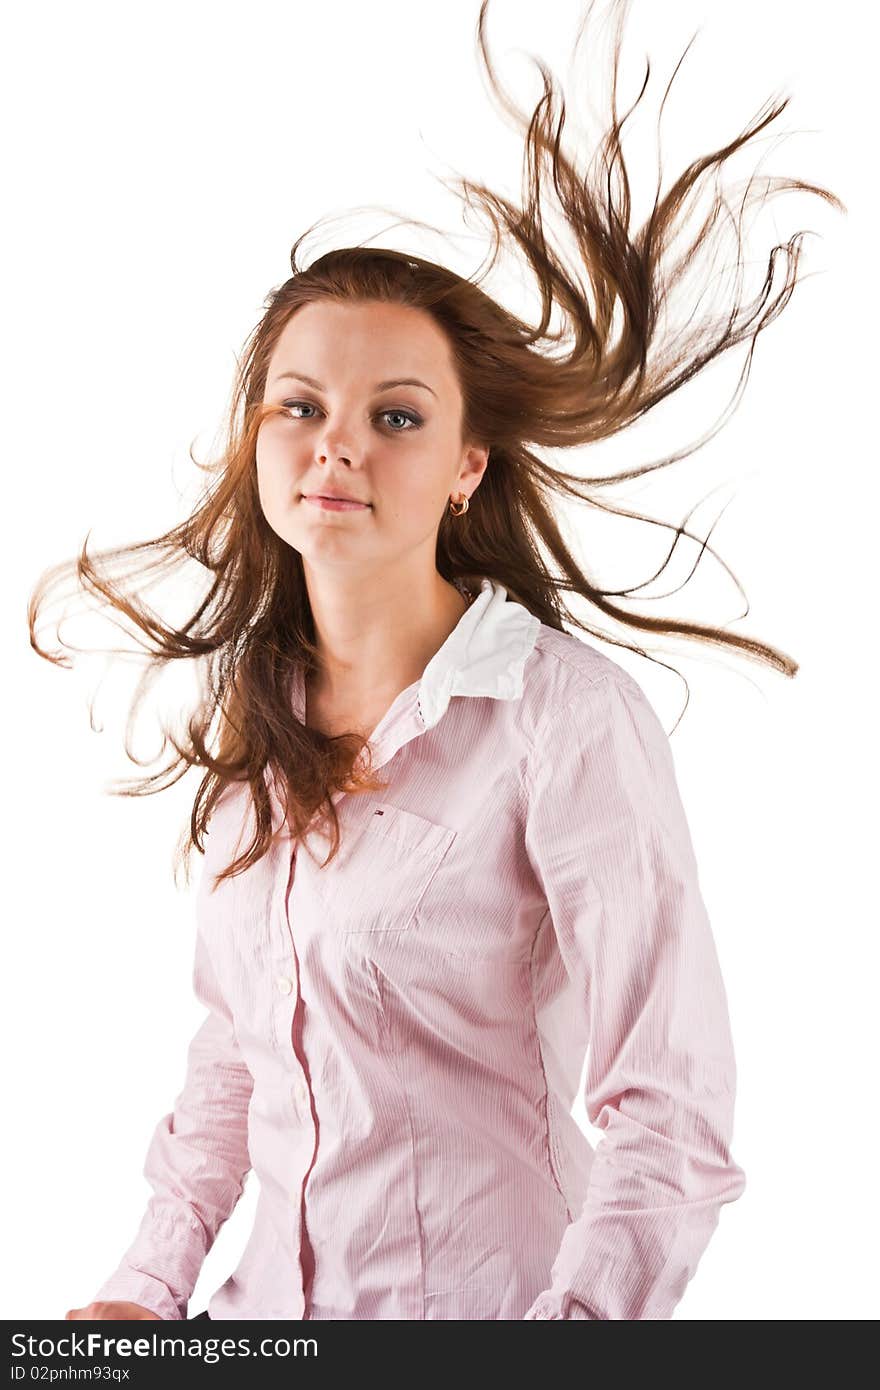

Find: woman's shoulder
<box><xmin>518</xmin><ymin>623</ymin><xmax>672</xmax><ymax>778</ymax></box>
<box><xmin>525</xmin><ymin>621</ymin><xmax>643</xmax><ymax>713</ymax></box>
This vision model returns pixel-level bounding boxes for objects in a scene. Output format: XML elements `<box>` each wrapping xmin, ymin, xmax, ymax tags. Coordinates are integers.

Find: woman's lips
<box><xmin>301</xmin><ymin>494</ymin><xmax>371</xmax><ymax>512</ymax></box>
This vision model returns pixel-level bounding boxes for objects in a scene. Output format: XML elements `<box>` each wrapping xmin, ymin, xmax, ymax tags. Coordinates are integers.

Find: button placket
<box><xmin>269</xmin><ymin>839</ymin><xmax>299</xmax><ymax>1051</ymax></box>
<box><xmin>277</xmin><ymin>842</ymin><xmax>318</xmax><ymax>1315</ymax></box>
<box><xmin>270</xmin><ymin>841</ymin><xmax>314</xmax><ymax>1122</ymax></box>
<box><xmin>292</xmin><ymin>1074</ymin><xmax>310</xmax><ymax>1114</ymax></box>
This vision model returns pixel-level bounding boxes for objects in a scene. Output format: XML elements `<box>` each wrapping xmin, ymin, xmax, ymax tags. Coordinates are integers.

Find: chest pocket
<box><xmin>315</xmin><ymin>801</ymin><xmax>457</xmax><ymax>934</ymax></box>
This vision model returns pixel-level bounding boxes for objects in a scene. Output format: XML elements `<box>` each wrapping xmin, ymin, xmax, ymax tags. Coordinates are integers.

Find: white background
<box><xmin>3</xmin><ymin>0</ymin><xmax>874</xmax><ymax>1321</ymax></box>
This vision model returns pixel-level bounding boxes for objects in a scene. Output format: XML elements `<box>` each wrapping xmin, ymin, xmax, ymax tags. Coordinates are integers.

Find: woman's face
<box><xmin>255</xmin><ymin>298</ymin><xmax>487</xmax><ymax>577</ymax></box>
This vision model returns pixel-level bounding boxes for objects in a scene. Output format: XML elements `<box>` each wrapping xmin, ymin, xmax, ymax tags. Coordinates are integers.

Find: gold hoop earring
<box><xmin>449</xmin><ymin>493</ymin><xmax>469</xmax><ymax>516</ymax></box>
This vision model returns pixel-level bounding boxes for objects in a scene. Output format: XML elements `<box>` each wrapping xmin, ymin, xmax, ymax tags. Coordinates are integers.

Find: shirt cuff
<box><xmin>89</xmin><ymin>1268</ymin><xmax>186</xmax><ymax>1321</ymax></box>
<box><xmin>523</xmin><ymin>1290</ymin><xmax>599</xmax><ymax>1320</ymax></box>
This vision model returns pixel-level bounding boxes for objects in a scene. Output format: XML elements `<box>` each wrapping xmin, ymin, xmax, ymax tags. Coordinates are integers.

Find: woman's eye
<box><xmin>281</xmin><ymin>401</ymin><xmax>422</xmax><ymax>432</ymax></box>
<box><xmin>381</xmin><ymin>409</ymin><xmax>421</xmax><ymax>432</ymax></box>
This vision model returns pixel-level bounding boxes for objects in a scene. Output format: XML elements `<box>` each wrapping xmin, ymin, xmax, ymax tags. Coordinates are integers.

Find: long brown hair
<box><xmin>27</xmin><ymin>0</ymin><xmax>845</xmax><ymax>887</ymax></box>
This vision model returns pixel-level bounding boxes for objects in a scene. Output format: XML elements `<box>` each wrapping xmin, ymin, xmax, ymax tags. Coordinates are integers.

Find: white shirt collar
<box><xmin>417</xmin><ymin>577</ymin><xmax>541</xmax><ymax>728</ymax></box>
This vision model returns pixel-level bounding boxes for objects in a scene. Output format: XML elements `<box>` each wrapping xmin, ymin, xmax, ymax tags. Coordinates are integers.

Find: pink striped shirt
<box><xmin>92</xmin><ymin>576</ymin><xmax>746</xmax><ymax>1320</ymax></box>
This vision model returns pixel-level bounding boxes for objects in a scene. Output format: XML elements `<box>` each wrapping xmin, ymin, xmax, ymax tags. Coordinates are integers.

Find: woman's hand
<box><xmin>65</xmin><ymin>1302</ymin><xmax>161</xmax><ymax>1320</ymax></box>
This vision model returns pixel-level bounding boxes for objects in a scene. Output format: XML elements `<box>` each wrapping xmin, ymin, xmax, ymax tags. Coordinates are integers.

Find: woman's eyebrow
<box><xmin>270</xmin><ymin>370</ymin><xmax>437</xmax><ymax>398</ymax></box>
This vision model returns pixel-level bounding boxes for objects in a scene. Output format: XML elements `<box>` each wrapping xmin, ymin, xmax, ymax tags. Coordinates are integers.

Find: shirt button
<box><xmin>293</xmin><ymin>1077</ymin><xmax>309</xmax><ymax>1109</ymax></box>
<box><xmin>276</xmin><ymin>975</ymin><xmax>293</xmax><ymax>995</ymax></box>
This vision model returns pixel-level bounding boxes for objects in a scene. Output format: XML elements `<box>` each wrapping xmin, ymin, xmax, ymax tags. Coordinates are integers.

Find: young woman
<box><xmin>36</xmin><ymin>0</ymin><xmax>842</xmax><ymax>1321</ymax></box>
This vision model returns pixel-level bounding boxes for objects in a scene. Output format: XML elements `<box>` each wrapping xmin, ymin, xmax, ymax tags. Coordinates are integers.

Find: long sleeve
<box><xmin>521</xmin><ymin>670</ymin><xmax>746</xmax><ymax>1321</ymax></box>
<box><xmin>90</xmin><ymin>856</ymin><xmax>254</xmax><ymax>1320</ymax></box>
